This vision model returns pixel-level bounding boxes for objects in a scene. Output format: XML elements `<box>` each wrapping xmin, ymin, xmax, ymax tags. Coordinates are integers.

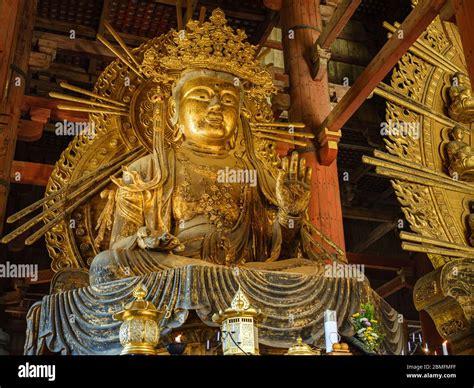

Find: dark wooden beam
<box><xmin>351</xmin><ymin>221</ymin><xmax>398</xmax><ymax>253</ymax></box>
<box><xmin>376</xmin><ymin>275</ymin><xmax>405</xmax><ymax>298</ymax></box>
<box><xmin>256</xmin><ymin>11</ymin><xmax>280</xmax><ymax>55</ymax></box>
<box><xmin>439</xmin><ymin>0</ymin><xmax>455</xmax><ymax>22</ymax></box>
<box><xmin>262</xmin><ymin>39</ymin><xmax>283</xmax><ymax>51</ymax></box>
<box><xmin>346</xmin><ymin>252</ymin><xmax>414</xmax><ymax>271</ymax></box>
<box><xmin>10</xmin><ymin>161</ymin><xmax>54</xmax><ymax>186</ymax></box>
<box><xmin>452</xmin><ymin>0</ymin><xmax>474</xmax><ymax>84</ymax></box>
<box><xmin>198</xmin><ymin>1</ymin><xmax>266</xmax><ymax>21</ymax></box>
<box><xmin>35</xmin><ymin>17</ymin><xmax>147</xmax><ymax>49</ymax></box>
<box><xmin>350</xmin><ymin>164</ymin><xmax>372</xmax><ymax>184</ymax></box>
<box><xmin>318</xmin><ymin>0</ymin><xmax>447</xmax><ymax>166</ymax></box>
<box><xmin>342</xmin><ymin>206</ymin><xmax>398</xmax><ymax>223</ymax></box>
<box><xmin>339</xmin><ymin>143</ymin><xmax>374</xmax><ymax>152</ymax></box>
<box><xmin>22</xmin><ymin>95</ymin><xmax>89</xmax><ymax>122</ymax></box>
<box><xmin>35</xmin><ymin>16</ymin><xmax>97</xmax><ymax>38</ymax></box>
<box><xmin>33</xmin><ymin>31</ymin><xmax>115</xmax><ymax>61</ymax></box>
<box><xmin>18</xmin><ymin>120</ymin><xmax>45</xmax><ymax>142</ymax></box>
<box><xmin>89</xmin><ymin>0</ymin><xmax>111</xmax><ymax>75</ymax></box>
<box><xmin>368</xmin><ymin>185</ymin><xmax>394</xmax><ymax>208</ymax></box>
<box><xmin>32</xmin><ymin>64</ymin><xmax>99</xmax><ymax>85</ymax></box>
<box><xmin>317</xmin><ymin>0</ymin><xmax>361</xmax><ymax>50</ymax></box>
<box><xmin>375</xmin><ymin>267</ymin><xmax>416</xmax><ymax>298</ymax></box>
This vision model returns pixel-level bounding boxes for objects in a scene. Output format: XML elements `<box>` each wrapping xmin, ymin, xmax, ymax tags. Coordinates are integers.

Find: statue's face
<box><xmin>177</xmin><ymin>75</ymin><xmax>240</xmax><ymax>149</ymax></box>
<box><xmin>453</xmin><ymin>128</ymin><xmax>465</xmax><ymax>140</ymax></box>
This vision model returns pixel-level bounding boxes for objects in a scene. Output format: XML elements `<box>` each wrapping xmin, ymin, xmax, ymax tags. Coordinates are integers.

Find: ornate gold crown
<box><xmin>140</xmin><ymin>8</ymin><xmax>275</xmax><ymax>99</ymax></box>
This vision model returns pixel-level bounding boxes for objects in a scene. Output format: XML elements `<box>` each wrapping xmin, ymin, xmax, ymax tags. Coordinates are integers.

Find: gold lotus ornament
<box><xmin>113</xmin><ymin>285</ymin><xmax>165</xmax><ymax>355</ymax></box>
<box><xmin>286</xmin><ymin>337</ymin><xmax>321</xmax><ymax>355</ymax></box>
<box><xmin>212</xmin><ymin>287</ymin><xmax>260</xmax><ymax>355</ymax></box>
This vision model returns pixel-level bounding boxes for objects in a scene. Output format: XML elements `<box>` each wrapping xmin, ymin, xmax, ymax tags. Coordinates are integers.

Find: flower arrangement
<box><xmin>351</xmin><ymin>303</ymin><xmax>385</xmax><ymax>353</ymax></box>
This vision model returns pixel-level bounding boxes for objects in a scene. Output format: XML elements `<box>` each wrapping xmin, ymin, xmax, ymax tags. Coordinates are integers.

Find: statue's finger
<box><xmin>281</xmin><ymin>156</ymin><xmax>289</xmax><ymax>172</ymax></box>
<box><xmin>289</xmin><ymin>151</ymin><xmax>299</xmax><ymax>180</ymax></box>
<box><xmin>276</xmin><ymin>168</ymin><xmax>285</xmax><ymax>185</ymax></box>
<box><xmin>305</xmin><ymin>166</ymin><xmax>313</xmax><ymax>185</ymax></box>
<box><xmin>299</xmin><ymin>157</ymin><xmax>306</xmax><ymax>180</ymax></box>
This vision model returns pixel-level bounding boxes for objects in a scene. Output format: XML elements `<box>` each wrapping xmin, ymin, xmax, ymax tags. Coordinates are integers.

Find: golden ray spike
<box><xmin>399</xmin><ymin>231</ymin><xmax>474</xmax><ymax>253</ymax></box>
<box><xmin>186</xmin><ymin>0</ymin><xmax>193</xmax><ymax>23</ymax></box>
<box><xmin>250</xmin><ymin>122</ymin><xmax>306</xmax><ymax>129</ymax></box>
<box><xmin>59</xmin><ymin>82</ymin><xmax>127</xmax><ymax>107</ymax></box>
<box><xmin>253</xmin><ymin>133</ymin><xmax>308</xmax><ymax>147</ymax></box>
<box><xmin>97</xmin><ymin>34</ymin><xmax>145</xmax><ymax>80</ymax></box>
<box><xmin>103</xmin><ymin>20</ymin><xmax>141</xmax><ymax>69</ymax></box>
<box><xmin>6</xmin><ymin>148</ymin><xmax>141</xmax><ymax>224</ymax></box>
<box><xmin>176</xmin><ymin>0</ymin><xmax>184</xmax><ymax>30</ymax></box>
<box><xmin>57</xmin><ymin>104</ymin><xmax>130</xmax><ymax>116</ymax></box>
<box><xmin>303</xmin><ymin>220</ymin><xmax>345</xmax><ymax>256</ymax></box>
<box><xmin>1</xmin><ymin>149</ymin><xmax>147</xmax><ymax>244</ymax></box>
<box><xmin>198</xmin><ymin>6</ymin><xmax>206</xmax><ymax>25</ymax></box>
<box><xmin>302</xmin><ymin>230</ymin><xmax>333</xmax><ymax>259</ymax></box>
<box><xmin>253</xmin><ymin>127</ymin><xmax>315</xmax><ymax>139</ymax></box>
<box><xmin>49</xmin><ymin>92</ymin><xmax>128</xmax><ymax>112</ymax></box>
<box><xmin>25</xmin><ymin>170</ymin><xmax>123</xmax><ymax>246</ymax></box>
<box><xmin>401</xmin><ymin>242</ymin><xmax>472</xmax><ymax>259</ymax></box>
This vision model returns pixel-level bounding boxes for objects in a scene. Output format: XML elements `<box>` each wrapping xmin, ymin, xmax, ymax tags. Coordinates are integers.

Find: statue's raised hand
<box><xmin>276</xmin><ymin>151</ymin><xmax>312</xmax><ymax>216</ymax></box>
<box><xmin>137</xmin><ymin>227</ymin><xmax>184</xmax><ymax>252</ymax></box>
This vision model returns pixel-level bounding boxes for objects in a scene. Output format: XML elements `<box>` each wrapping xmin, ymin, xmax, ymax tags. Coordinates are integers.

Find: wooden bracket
<box><xmin>317</xmin><ymin>127</ymin><xmax>341</xmax><ymax>166</ymax></box>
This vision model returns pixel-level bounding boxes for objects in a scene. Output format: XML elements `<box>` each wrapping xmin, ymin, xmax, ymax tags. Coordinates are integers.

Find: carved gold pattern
<box><xmin>381</xmin><ymin>17</ymin><xmax>472</xmax><ymax>268</ymax></box>
<box><xmin>367</xmin><ymin>13</ymin><xmax>474</xmax><ymax>351</ymax></box>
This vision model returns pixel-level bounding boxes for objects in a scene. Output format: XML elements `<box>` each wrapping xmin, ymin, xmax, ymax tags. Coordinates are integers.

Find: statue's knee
<box><xmin>90</xmin><ymin>250</ymin><xmax>113</xmax><ymax>271</ymax></box>
<box><xmin>89</xmin><ymin>250</ymin><xmax>116</xmax><ymax>286</ymax></box>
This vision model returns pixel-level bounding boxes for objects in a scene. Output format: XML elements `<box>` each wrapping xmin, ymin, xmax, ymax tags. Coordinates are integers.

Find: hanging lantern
<box><xmin>113</xmin><ymin>284</ymin><xmax>165</xmax><ymax>355</ymax></box>
<box><xmin>286</xmin><ymin>337</ymin><xmax>321</xmax><ymax>355</ymax></box>
<box><xmin>212</xmin><ymin>287</ymin><xmax>260</xmax><ymax>355</ymax></box>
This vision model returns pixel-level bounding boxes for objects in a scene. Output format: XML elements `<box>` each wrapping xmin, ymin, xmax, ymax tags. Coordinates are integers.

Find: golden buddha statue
<box><xmin>89</xmin><ymin>67</ymin><xmax>316</xmax><ymax>285</ymax></box>
<box><xmin>448</xmin><ymin>72</ymin><xmax>474</xmax><ymax>123</ymax></box>
<box><xmin>17</xmin><ymin>9</ymin><xmax>404</xmax><ymax>355</ymax></box>
<box><xmin>446</xmin><ymin>126</ymin><xmax>474</xmax><ymax>181</ymax></box>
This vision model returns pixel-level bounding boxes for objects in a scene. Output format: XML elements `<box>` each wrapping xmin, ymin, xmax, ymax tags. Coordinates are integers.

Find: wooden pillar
<box><xmin>0</xmin><ymin>0</ymin><xmax>36</xmax><ymax>235</ymax></box>
<box><xmin>281</xmin><ymin>0</ymin><xmax>345</xmax><ymax>253</ymax></box>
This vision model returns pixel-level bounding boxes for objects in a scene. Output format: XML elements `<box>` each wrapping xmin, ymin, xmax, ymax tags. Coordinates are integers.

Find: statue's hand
<box><xmin>137</xmin><ymin>227</ymin><xmax>184</xmax><ymax>252</ymax></box>
<box><xmin>276</xmin><ymin>151</ymin><xmax>312</xmax><ymax>217</ymax></box>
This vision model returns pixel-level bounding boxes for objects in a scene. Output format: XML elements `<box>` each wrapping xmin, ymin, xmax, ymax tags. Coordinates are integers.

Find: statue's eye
<box><xmin>189</xmin><ymin>89</ymin><xmax>211</xmax><ymax>101</ymax></box>
<box><xmin>221</xmin><ymin>92</ymin><xmax>237</xmax><ymax>105</ymax></box>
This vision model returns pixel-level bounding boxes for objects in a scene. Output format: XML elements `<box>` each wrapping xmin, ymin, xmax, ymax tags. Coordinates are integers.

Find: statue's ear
<box><xmin>241</xmin><ymin>107</ymin><xmax>251</xmax><ymax>120</ymax></box>
<box><xmin>168</xmin><ymin>96</ymin><xmax>177</xmax><ymax>125</ymax></box>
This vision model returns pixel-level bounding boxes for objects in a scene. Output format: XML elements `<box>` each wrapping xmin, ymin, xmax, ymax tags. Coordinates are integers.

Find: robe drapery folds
<box><xmin>25</xmin><ymin>263</ymin><xmax>405</xmax><ymax>355</ymax></box>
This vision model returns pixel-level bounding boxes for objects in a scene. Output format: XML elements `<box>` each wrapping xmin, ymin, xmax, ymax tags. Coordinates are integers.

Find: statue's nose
<box><xmin>208</xmin><ymin>95</ymin><xmax>222</xmax><ymax>110</ymax></box>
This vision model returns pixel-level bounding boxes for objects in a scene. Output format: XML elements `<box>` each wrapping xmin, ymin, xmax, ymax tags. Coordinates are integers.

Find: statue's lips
<box><xmin>205</xmin><ymin>113</ymin><xmax>224</xmax><ymax>126</ymax></box>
